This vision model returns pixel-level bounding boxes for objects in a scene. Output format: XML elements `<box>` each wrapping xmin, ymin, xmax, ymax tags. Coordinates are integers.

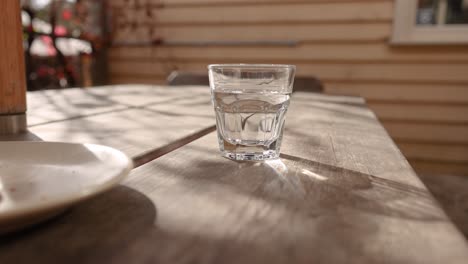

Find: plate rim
<box><xmin>0</xmin><ymin>141</ymin><xmax>133</xmax><ymax>221</ymax></box>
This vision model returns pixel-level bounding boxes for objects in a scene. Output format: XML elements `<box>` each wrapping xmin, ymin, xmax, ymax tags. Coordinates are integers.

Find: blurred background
<box><xmin>20</xmin><ymin>0</ymin><xmax>106</xmax><ymax>90</ymax></box>
<box><xmin>20</xmin><ymin>0</ymin><xmax>468</xmax><ymax>178</ymax></box>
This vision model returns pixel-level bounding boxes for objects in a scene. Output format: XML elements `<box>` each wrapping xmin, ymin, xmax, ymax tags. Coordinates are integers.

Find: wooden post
<box><xmin>0</xmin><ymin>0</ymin><xmax>27</xmax><ymax>134</ymax></box>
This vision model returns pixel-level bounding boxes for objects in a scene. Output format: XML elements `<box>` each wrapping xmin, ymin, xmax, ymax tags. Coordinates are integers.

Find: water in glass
<box><xmin>213</xmin><ymin>90</ymin><xmax>290</xmax><ymax>160</ymax></box>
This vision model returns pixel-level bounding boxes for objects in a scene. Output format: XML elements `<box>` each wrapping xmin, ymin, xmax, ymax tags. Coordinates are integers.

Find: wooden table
<box><xmin>1</xmin><ymin>85</ymin><xmax>467</xmax><ymax>263</ymax></box>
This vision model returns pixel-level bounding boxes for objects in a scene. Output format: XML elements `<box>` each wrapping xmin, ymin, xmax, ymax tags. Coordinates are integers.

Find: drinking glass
<box><xmin>208</xmin><ymin>64</ymin><xmax>296</xmax><ymax>161</ymax></box>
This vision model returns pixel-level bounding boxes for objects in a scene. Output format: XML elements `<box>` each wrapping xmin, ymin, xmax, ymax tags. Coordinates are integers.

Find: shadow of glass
<box><xmin>110</xmin><ymin>146</ymin><xmax>452</xmax><ymax>263</ymax></box>
<box><xmin>155</xmin><ymin>149</ymin><xmax>445</xmax><ymax>222</ymax></box>
<box><xmin>278</xmin><ymin>153</ymin><xmax>444</xmax><ymax>221</ymax></box>
<box><xmin>0</xmin><ymin>186</ymin><xmax>157</xmax><ymax>263</ymax></box>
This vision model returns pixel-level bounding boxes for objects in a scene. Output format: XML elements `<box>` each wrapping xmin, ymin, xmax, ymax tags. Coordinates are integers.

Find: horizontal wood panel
<box><xmin>109</xmin><ymin>62</ymin><xmax>172</xmax><ymax>77</ymax></box>
<box><xmin>324</xmin><ymin>82</ymin><xmax>468</xmax><ymax>103</ymax></box>
<box><xmin>113</xmin><ymin>24</ymin><xmax>391</xmax><ymax>43</ymax></box>
<box><xmin>397</xmin><ymin>142</ymin><xmax>468</xmax><ymax>163</ymax></box>
<box><xmin>109</xmin><ymin>61</ymin><xmax>172</xmax><ymax>74</ymax></box>
<box><xmin>109</xmin><ymin>60</ymin><xmax>468</xmax><ymax>83</ymax></box>
<box><xmin>156</xmin><ymin>24</ymin><xmax>392</xmax><ymax>43</ymax></box>
<box><xmin>112</xmin><ymin>26</ymin><xmax>152</xmax><ymax>43</ymax></box>
<box><xmin>410</xmin><ymin>160</ymin><xmax>468</xmax><ymax>176</ymax></box>
<box><xmin>108</xmin><ymin>45</ymin><xmax>468</xmax><ymax>63</ymax></box>
<box><xmin>117</xmin><ymin>2</ymin><xmax>392</xmax><ymax>25</ymax></box>
<box><xmin>110</xmin><ymin>0</ymin><xmax>392</xmax><ymax>8</ymax></box>
<box><xmin>382</xmin><ymin>122</ymin><xmax>468</xmax><ymax>144</ymax></box>
<box><xmin>369</xmin><ymin>103</ymin><xmax>468</xmax><ymax>123</ymax></box>
<box><xmin>109</xmin><ymin>75</ymin><xmax>167</xmax><ymax>85</ymax></box>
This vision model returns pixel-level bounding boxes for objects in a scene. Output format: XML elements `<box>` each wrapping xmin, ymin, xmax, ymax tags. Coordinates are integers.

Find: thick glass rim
<box><xmin>208</xmin><ymin>64</ymin><xmax>295</xmax><ymax>70</ymax></box>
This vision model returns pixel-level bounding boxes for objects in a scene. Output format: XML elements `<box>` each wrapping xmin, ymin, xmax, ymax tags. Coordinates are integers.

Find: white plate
<box><xmin>0</xmin><ymin>141</ymin><xmax>133</xmax><ymax>234</ymax></box>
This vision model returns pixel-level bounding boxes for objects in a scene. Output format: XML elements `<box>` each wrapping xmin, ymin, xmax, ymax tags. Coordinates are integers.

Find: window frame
<box><xmin>392</xmin><ymin>0</ymin><xmax>468</xmax><ymax>44</ymax></box>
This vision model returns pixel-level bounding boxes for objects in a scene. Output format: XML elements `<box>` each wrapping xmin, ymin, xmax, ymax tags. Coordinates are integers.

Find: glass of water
<box><xmin>208</xmin><ymin>64</ymin><xmax>296</xmax><ymax>161</ymax></box>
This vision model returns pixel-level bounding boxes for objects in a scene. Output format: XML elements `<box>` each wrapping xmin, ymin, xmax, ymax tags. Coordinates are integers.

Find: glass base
<box><xmin>221</xmin><ymin>150</ymin><xmax>279</xmax><ymax>161</ymax></box>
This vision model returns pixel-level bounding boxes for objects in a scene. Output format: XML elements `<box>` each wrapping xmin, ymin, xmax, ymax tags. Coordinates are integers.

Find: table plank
<box><xmin>87</xmin><ymin>85</ymin><xmax>210</xmax><ymax>107</ymax></box>
<box><xmin>146</xmin><ymin>91</ymin><xmax>214</xmax><ymax>118</ymax></box>
<box><xmin>27</xmin><ymin>88</ymin><xmax>127</xmax><ymax>126</ymax></box>
<box><xmin>285</xmin><ymin>93</ymin><xmax>422</xmax><ymax>187</ymax></box>
<box><xmin>3</xmin><ymin>92</ymin><xmax>467</xmax><ymax>263</ymax></box>
<box><xmin>29</xmin><ymin>107</ymin><xmax>214</xmax><ymax>166</ymax></box>
<box><xmin>120</xmin><ymin>133</ymin><xmax>468</xmax><ymax>264</ymax></box>
<box><xmin>26</xmin><ymin>85</ymin><xmax>210</xmax><ymax>126</ymax></box>
<box><xmin>112</xmin><ymin>93</ymin><xmax>468</xmax><ymax>263</ymax></box>
<box><xmin>26</xmin><ymin>85</ymin><xmax>214</xmax><ymax>165</ymax></box>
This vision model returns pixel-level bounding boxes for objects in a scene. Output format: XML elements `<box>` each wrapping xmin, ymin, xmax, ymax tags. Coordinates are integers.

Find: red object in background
<box><xmin>62</xmin><ymin>9</ymin><xmax>72</xmax><ymax>20</ymax></box>
<box><xmin>56</xmin><ymin>69</ymin><xmax>65</xmax><ymax>79</ymax></box>
<box><xmin>36</xmin><ymin>65</ymin><xmax>56</xmax><ymax>77</ymax></box>
<box><xmin>54</xmin><ymin>25</ymin><xmax>67</xmax><ymax>36</ymax></box>
<box><xmin>41</xmin><ymin>35</ymin><xmax>57</xmax><ymax>56</ymax></box>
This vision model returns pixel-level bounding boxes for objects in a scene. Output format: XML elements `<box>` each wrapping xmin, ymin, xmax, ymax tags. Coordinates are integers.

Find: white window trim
<box><xmin>392</xmin><ymin>0</ymin><xmax>468</xmax><ymax>44</ymax></box>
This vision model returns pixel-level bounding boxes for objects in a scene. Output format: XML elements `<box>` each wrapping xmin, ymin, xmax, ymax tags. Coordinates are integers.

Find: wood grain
<box><xmin>108</xmin><ymin>60</ymin><xmax>468</xmax><ymax>83</ymax></box>
<box><xmin>0</xmin><ymin>0</ymin><xmax>27</xmax><ymax>114</ymax></box>
<box><xmin>28</xmin><ymin>86</ymin><xmax>214</xmax><ymax>165</ymax></box>
<box><xmin>368</xmin><ymin>103</ymin><xmax>468</xmax><ymax>123</ymax></box>
<box><xmin>107</xmin><ymin>0</ymin><xmax>468</xmax><ymax>176</ymax></box>
<box><xmin>112</xmin><ymin>23</ymin><xmax>391</xmax><ymax>43</ymax></box>
<box><xmin>119</xmin><ymin>134</ymin><xmax>468</xmax><ymax>263</ymax></box>
<box><xmin>382</xmin><ymin>122</ymin><xmax>468</xmax><ymax>144</ymax></box>
<box><xmin>324</xmin><ymin>82</ymin><xmax>468</xmax><ymax>103</ymax></box>
<box><xmin>108</xmin><ymin>75</ymin><xmax>167</xmax><ymax>85</ymax></box>
<box><xmin>116</xmin><ymin>2</ymin><xmax>393</xmax><ymax>25</ymax></box>
<box><xmin>26</xmin><ymin>85</ymin><xmax>211</xmax><ymax>126</ymax></box>
<box><xmin>418</xmin><ymin>173</ymin><xmax>468</xmax><ymax>238</ymax></box>
<box><xmin>4</xmin><ymin>92</ymin><xmax>468</xmax><ymax>263</ymax></box>
<box><xmin>109</xmin><ymin>0</ymin><xmax>392</xmax><ymax>8</ymax></box>
<box><xmin>108</xmin><ymin>44</ymin><xmax>468</xmax><ymax>63</ymax></box>
<box><xmin>397</xmin><ymin>142</ymin><xmax>468</xmax><ymax>163</ymax></box>
<box><xmin>26</xmin><ymin>88</ymin><xmax>127</xmax><ymax>126</ymax></box>
<box><xmin>83</xmin><ymin>85</ymin><xmax>209</xmax><ymax>107</ymax></box>
<box><xmin>411</xmin><ymin>160</ymin><xmax>468</xmax><ymax>176</ymax></box>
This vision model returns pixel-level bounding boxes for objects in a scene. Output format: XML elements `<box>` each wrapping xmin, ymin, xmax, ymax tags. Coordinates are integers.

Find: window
<box><xmin>392</xmin><ymin>0</ymin><xmax>468</xmax><ymax>44</ymax></box>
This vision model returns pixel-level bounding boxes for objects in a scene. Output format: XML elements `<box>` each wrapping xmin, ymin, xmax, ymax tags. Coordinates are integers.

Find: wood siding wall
<box><xmin>107</xmin><ymin>0</ymin><xmax>468</xmax><ymax>176</ymax></box>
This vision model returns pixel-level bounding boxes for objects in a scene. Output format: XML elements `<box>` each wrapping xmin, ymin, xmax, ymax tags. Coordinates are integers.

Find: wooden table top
<box><xmin>1</xmin><ymin>85</ymin><xmax>467</xmax><ymax>263</ymax></box>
